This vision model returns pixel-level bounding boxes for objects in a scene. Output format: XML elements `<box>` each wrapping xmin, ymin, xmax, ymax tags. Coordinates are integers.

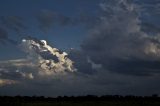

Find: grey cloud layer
<box><xmin>35</xmin><ymin>9</ymin><xmax>99</xmax><ymax>33</ymax></box>
<box><xmin>0</xmin><ymin>16</ymin><xmax>28</xmax><ymax>44</ymax></box>
<box><xmin>0</xmin><ymin>27</ymin><xmax>17</xmax><ymax>44</ymax></box>
<box><xmin>0</xmin><ymin>10</ymin><xmax>98</xmax><ymax>44</ymax></box>
<box><xmin>35</xmin><ymin>10</ymin><xmax>78</xmax><ymax>33</ymax></box>
<box><xmin>0</xmin><ymin>16</ymin><xmax>27</xmax><ymax>33</ymax></box>
<box><xmin>81</xmin><ymin>0</ymin><xmax>160</xmax><ymax>76</ymax></box>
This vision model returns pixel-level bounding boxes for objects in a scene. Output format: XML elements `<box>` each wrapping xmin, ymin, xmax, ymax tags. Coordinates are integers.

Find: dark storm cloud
<box><xmin>81</xmin><ymin>0</ymin><xmax>160</xmax><ymax>76</ymax></box>
<box><xmin>1</xmin><ymin>0</ymin><xmax>160</xmax><ymax>96</ymax></box>
<box><xmin>138</xmin><ymin>0</ymin><xmax>160</xmax><ymax>34</ymax></box>
<box><xmin>103</xmin><ymin>58</ymin><xmax>160</xmax><ymax>76</ymax></box>
<box><xmin>69</xmin><ymin>49</ymin><xmax>94</xmax><ymax>74</ymax></box>
<box><xmin>0</xmin><ymin>27</ymin><xmax>8</xmax><ymax>43</ymax></box>
<box><xmin>0</xmin><ymin>16</ymin><xmax>27</xmax><ymax>34</ymax></box>
<box><xmin>141</xmin><ymin>22</ymin><xmax>160</xmax><ymax>34</ymax></box>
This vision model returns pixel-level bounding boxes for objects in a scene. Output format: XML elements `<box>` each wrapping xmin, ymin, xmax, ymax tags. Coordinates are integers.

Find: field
<box><xmin>0</xmin><ymin>95</ymin><xmax>160</xmax><ymax>106</ymax></box>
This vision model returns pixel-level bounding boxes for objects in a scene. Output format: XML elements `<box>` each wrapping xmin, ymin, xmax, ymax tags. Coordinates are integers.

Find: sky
<box><xmin>0</xmin><ymin>0</ymin><xmax>160</xmax><ymax>97</ymax></box>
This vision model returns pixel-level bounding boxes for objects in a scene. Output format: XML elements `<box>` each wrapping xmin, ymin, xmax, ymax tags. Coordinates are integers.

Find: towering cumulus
<box><xmin>21</xmin><ymin>38</ymin><xmax>76</xmax><ymax>76</ymax></box>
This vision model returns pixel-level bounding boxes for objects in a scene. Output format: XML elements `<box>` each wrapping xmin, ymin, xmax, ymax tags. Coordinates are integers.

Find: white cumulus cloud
<box><xmin>20</xmin><ymin>38</ymin><xmax>77</xmax><ymax>76</ymax></box>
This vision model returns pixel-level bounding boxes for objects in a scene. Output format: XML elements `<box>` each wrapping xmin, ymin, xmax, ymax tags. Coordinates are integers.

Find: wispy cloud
<box><xmin>0</xmin><ymin>27</ymin><xmax>17</xmax><ymax>44</ymax></box>
<box><xmin>0</xmin><ymin>16</ymin><xmax>27</xmax><ymax>34</ymax></box>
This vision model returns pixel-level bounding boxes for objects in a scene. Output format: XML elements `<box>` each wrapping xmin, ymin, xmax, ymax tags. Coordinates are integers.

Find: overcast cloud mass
<box><xmin>0</xmin><ymin>0</ymin><xmax>160</xmax><ymax>96</ymax></box>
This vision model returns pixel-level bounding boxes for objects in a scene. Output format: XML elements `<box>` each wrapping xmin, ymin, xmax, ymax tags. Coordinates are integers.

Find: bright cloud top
<box><xmin>0</xmin><ymin>38</ymin><xmax>77</xmax><ymax>86</ymax></box>
<box><xmin>21</xmin><ymin>38</ymin><xmax>77</xmax><ymax>76</ymax></box>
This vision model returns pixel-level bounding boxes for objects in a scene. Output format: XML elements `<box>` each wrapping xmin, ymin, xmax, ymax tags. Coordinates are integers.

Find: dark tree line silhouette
<box><xmin>0</xmin><ymin>94</ymin><xmax>159</xmax><ymax>106</ymax></box>
<box><xmin>0</xmin><ymin>94</ymin><xmax>159</xmax><ymax>102</ymax></box>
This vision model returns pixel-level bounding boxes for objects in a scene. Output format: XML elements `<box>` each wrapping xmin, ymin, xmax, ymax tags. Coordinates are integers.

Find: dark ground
<box><xmin>0</xmin><ymin>95</ymin><xmax>160</xmax><ymax>106</ymax></box>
